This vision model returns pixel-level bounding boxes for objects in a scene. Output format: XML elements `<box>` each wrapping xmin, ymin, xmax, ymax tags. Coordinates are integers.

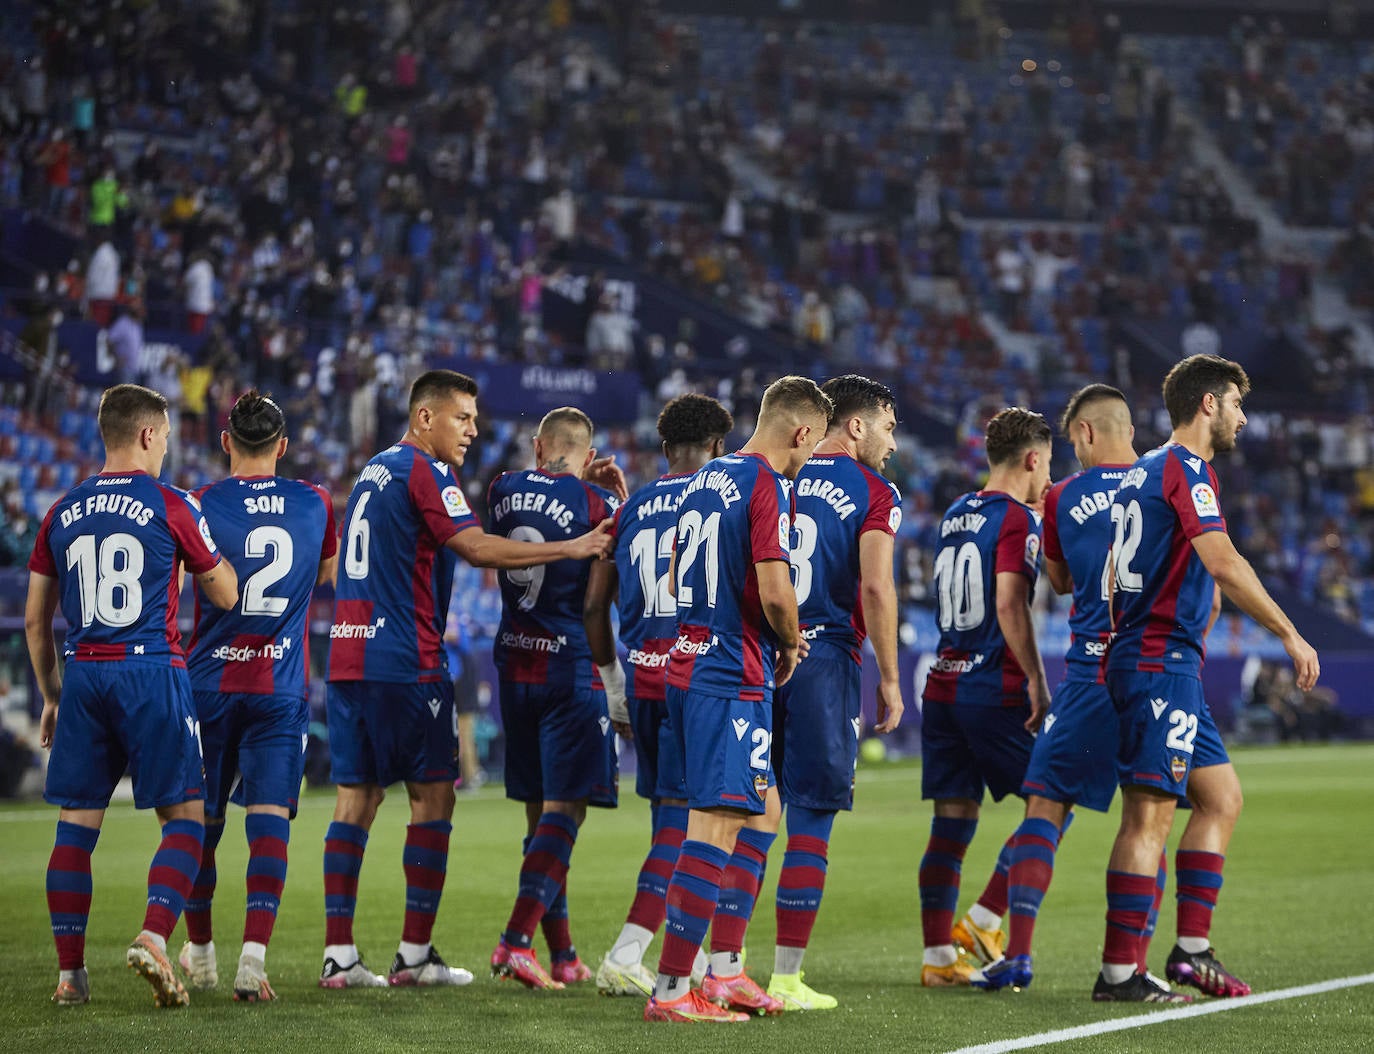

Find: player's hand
<box><xmin>1285</xmin><ymin>633</ymin><xmax>1320</xmax><ymax>692</ymax></box>
<box><xmin>568</xmin><ymin>518</ymin><xmax>615</xmax><ymax>560</ymax></box>
<box><xmin>584</xmin><ymin>453</ymin><xmax>629</xmax><ymax>502</ymax></box>
<box><xmin>774</xmin><ymin>644</ymin><xmax>801</xmax><ymax>687</ymax></box>
<box><xmin>39</xmin><ymin>700</ymin><xmax>58</xmax><ymax>749</ymax></box>
<box><xmin>1025</xmin><ymin>674</ymin><xmax>1051</xmax><ymax>733</ymax></box>
<box><xmin>873</xmin><ymin>679</ymin><xmax>905</xmax><ymax>734</ymax></box>
<box><xmin>598</xmin><ymin>659</ymin><xmax>632</xmax><ymax>738</ymax></box>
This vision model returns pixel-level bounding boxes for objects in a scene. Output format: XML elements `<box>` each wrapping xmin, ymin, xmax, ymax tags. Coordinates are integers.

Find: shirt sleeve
<box><xmin>1042</xmin><ymin>478</ymin><xmax>1067</xmax><ymax>563</ymax></box>
<box><xmin>165</xmin><ymin>487</ymin><xmax>222</xmax><ymax>575</ymax></box>
<box><xmin>748</xmin><ymin>468</ymin><xmax>790</xmax><ymax>563</ymax></box>
<box><xmin>860</xmin><ymin>473</ymin><xmax>902</xmax><ymax>537</ymax></box>
<box><xmin>309</xmin><ymin>482</ymin><xmax>339</xmax><ymax>560</ymax></box>
<box><xmin>1164</xmin><ymin>453</ymin><xmax>1227</xmax><ymax>540</ymax></box>
<box><xmin>412</xmin><ymin>454</ymin><xmax>480</xmax><ymax>546</ymax></box>
<box><xmin>994</xmin><ymin>502</ymin><xmax>1041</xmax><ymax>580</ymax></box>
<box><xmin>25</xmin><ymin>500</ymin><xmax>60</xmax><ymax>576</ymax></box>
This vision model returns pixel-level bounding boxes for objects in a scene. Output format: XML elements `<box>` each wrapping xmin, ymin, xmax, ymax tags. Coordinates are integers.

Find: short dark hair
<box><xmin>409</xmin><ymin>369</ymin><xmax>478</xmax><ymax>412</ymax></box>
<box><xmin>227</xmin><ymin>389</ymin><xmax>286</xmax><ymax>455</ymax></box>
<box><xmin>98</xmin><ymin>383</ymin><xmax>168</xmax><ymax>449</ymax></box>
<box><xmin>985</xmin><ymin>406</ymin><xmax>1053</xmax><ymax>467</ymax></box>
<box><xmin>537</xmin><ymin>406</ymin><xmax>595</xmax><ymax>448</ymax></box>
<box><xmin>1162</xmin><ymin>355</ymin><xmax>1251</xmax><ymax>428</ymax></box>
<box><xmin>1059</xmin><ymin>383</ymin><xmax>1128</xmax><ymax>436</ymax></box>
<box><xmin>657</xmin><ymin>393</ymin><xmax>734</xmax><ymax>448</ymax></box>
<box><xmin>759</xmin><ymin>375</ymin><xmax>834</xmax><ymax>428</ymax></box>
<box><xmin>821</xmin><ymin>374</ymin><xmax>895</xmax><ymax>429</ymax></box>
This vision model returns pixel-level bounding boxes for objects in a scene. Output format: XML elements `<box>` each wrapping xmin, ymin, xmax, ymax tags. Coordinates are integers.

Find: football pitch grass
<box><xmin>1</xmin><ymin>743</ymin><xmax>1371</xmax><ymax>1054</ymax></box>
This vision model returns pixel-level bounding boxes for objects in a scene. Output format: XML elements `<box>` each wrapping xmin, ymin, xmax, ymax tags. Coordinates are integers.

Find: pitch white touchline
<box><xmin>944</xmin><ymin>972</ymin><xmax>1374</xmax><ymax>1054</ymax></box>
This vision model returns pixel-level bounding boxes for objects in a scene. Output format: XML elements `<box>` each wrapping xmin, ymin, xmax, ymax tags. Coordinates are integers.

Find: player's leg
<box><xmin>385</xmin><ymin>681</ymin><xmax>469</xmax><ymax>987</ymax></box>
<box><xmin>126</xmin><ymin>666</ymin><xmax>207</xmax><ymax>1009</ymax></box>
<box><xmin>320</xmin><ymin>682</ymin><xmax>387</xmax><ymax>988</ymax></box>
<box><xmin>919</xmin><ymin>699</ymin><xmax>984</xmax><ymax>985</ymax></box>
<box><xmin>601</xmin><ymin>696</ymin><xmax>688</xmax><ymax>995</ymax></box>
<box><xmin>769</xmin><ymin>804</ymin><xmax>837</xmax><ymax>1008</ymax></box>
<box><xmin>646</xmin><ymin>688</ymin><xmax>755</xmax><ymax>1023</ymax></box>
<box><xmin>42</xmin><ymin>663</ymin><xmax>116</xmax><ymax>1006</ymax></box>
<box><xmin>179</xmin><ymin>689</ymin><xmax>237</xmax><ymax>992</ymax></box>
<box><xmin>1166</xmin><ymin>729</ymin><xmax>1250</xmax><ymax>998</ymax></box>
<box><xmin>1139</xmin><ymin>849</ymin><xmax>1168</xmax><ymax>973</ymax></box>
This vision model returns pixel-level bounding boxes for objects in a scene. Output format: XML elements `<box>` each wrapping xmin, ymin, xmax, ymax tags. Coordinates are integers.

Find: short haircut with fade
<box><xmin>227</xmin><ymin>389</ymin><xmax>287</xmax><ymax>456</ymax></box>
<box><xmin>1059</xmin><ymin>383</ymin><xmax>1128</xmax><ymax>436</ymax></box>
<box><xmin>537</xmin><ymin>406</ymin><xmax>595</xmax><ymax>448</ymax></box>
<box><xmin>1162</xmin><ymin>354</ymin><xmax>1251</xmax><ymax>428</ymax></box>
<box><xmin>759</xmin><ymin>375</ymin><xmax>834</xmax><ymax>429</ymax></box>
<box><xmin>409</xmin><ymin>369</ymin><xmax>478</xmax><ymax>412</ymax></box>
<box><xmin>821</xmin><ymin>374</ymin><xmax>895</xmax><ymax>428</ymax></box>
<box><xmin>98</xmin><ymin>383</ymin><xmax>169</xmax><ymax>449</ymax></box>
<box><xmin>985</xmin><ymin>407</ymin><xmax>1053</xmax><ymax>467</ymax></box>
<box><xmin>657</xmin><ymin>393</ymin><xmax>735</xmax><ymax>448</ymax></box>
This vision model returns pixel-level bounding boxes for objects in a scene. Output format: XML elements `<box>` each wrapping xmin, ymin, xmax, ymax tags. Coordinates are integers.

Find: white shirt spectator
<box><xmin>995</xmin><ymin>246</ymin><xmax>1028</xmax><ymax>294</ymax></box>
<box><xmin>1181</xmin><ymin>321</ymin><xmax>1222</xmax><ymax>358</ymax></box>
<box><xmin>542</xmin><ymin>189</ymin><xmax>577</xmax><ymax>241</ymax></box>
<box><xmin>86</xmin><ymin>242</ymin><xmax>120</xmax><ymax>302</ymax></box>
<box><xmin>185</xmin><ymin>258</ymin><xmax>215</xmax><ymax>314</ymax></box>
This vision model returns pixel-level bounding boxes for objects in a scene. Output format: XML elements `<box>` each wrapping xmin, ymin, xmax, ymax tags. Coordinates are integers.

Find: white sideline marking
<box><xmin>944</xmin><ymin>973</ymin><xmax>1374</xmax><ymax>1054</ymax></box>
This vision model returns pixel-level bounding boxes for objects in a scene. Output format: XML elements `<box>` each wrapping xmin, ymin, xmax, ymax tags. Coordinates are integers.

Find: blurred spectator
<box><xmin>85</xmin><ymin>240</ymin><xmax>120</xmax><ymax>326</ymax></box>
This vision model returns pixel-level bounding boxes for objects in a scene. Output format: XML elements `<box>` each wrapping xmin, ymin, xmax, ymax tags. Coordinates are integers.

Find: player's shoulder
<box><xmin>853</xmin><ymin>458</ymin><xmax>902</xmax><ymax>503</ymax></box>
<box><xmin>1048</xmin><ymin>470</ymin><xmax>1086</xmax><ymax>503</ymax></box>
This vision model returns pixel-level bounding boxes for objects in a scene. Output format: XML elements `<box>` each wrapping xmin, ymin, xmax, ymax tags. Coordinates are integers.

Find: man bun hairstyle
<box><xmin>1162</xmin><ymin>354</ymin><xmax>1250</xmax><ymax>429</ymax></box>
<box><xmin>98</xmin><ymin>383</ymin><xmax>168</xmax><ymax>449</ymax></box>
<box><xmin>985</xmin><ymin>406</ymin><xmax>1053</xmax><ymax>467</ymax></box>
<box><xmin>227</xmin><ymin>389</ymin><xmax>287</xmax><ymax>455</ymax></box>
<box><xmin>657</xmin><ymin>393</ymin><xmax>735</xmax><ymax>449</ymax></box>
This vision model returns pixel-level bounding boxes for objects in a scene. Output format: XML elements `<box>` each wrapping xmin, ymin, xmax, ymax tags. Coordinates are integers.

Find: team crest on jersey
<box><xmin>198</xmin><ymin>517</ymin><xmax>217</xmax><ymax>553</ymax></box>
<box><xmin>1191</xmin><ymin>483</ymin><xmax>1218</xmax><ymax>519</ymax></box>
<box><xmin>1170</xmin><ymin>756</ymin><xmax>1189</xmax><ymax>783</ymax></box>
<box><xmin>888</xmin><ymin>506</ymin><xmax>902</xmax><ymax>533</ymax></box>
<box><xmin>442</xmin><ymin>485</ymin><xmax>471</xmax><ymax>518</ymax></box>
<box><xmin>753</xmin><ymin>774</ymin><xmax>769</xmax><ymax>800</ymax></box>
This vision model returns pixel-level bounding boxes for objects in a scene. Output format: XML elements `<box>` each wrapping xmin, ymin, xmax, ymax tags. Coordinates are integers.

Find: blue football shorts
<box><xmin>920</xmin><ymin>698</ymin><xmax>1034</xmax><ymax>803</ymax></box>
<box><xmin>1020</xmin><ymin>679</ymin><xmax>1119</xmax><ymax>812</ymax></box>
<box><xmin>773</xmin><ymin>647</ymin><xmax>861</xmax><ymax>811</ymax></box>
<box><xmin>327</xmin><ymin>679</ymin><xmax>457</xmax><ymax>787</ymax></box>
<box><xmin>194</xmin><ymin>690</ymin><xmax>308</xmax><ymax>819</ymax></box>
<box><xmin>664</xmin><ymin>685</ymin><xmax>775</xmax><ymax>815</ymax></box>
<box><xmin>499</xmin><ymin>681</ymin><xmax>618</xmax><ymax>807</ymax></box>
<box><xmin>45</xmin><ymin>660</ymin><xmax>204</xmax><ymax>810</ymax></box>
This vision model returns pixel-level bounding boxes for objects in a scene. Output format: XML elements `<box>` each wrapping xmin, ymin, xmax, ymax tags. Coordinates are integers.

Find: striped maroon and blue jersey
<box><xmin>327</xmin><ymin>442</ymin><xmax>480</xmax><ymax>684</ymax></box>
<box><xmin>28</xmin><ymin>471</ymin><xmax>222</xmax><ymax>666</ymax></box>
<box><xmin>1042</xmin><ymin>464</ymin><xmax>1133</xmax><ymax>683</ymax></box>
<box><xmin>923</xmin><ymin>490</ymin><xmax>1042</xmax><ymax>707</ymax></box>
<box><xmin>613</xmin><ymin>472</ymin><xmax>693</xmax><ymax>702</ymax></box>
<box><xmin>1105</xmin><ymin>443</ymin><xmax>1226</xmax><ymax>679</ymax></box>
<box><xmin>791</xmin><ymin>453</ymin><xmax>902</xmax><ymax>663</ymax></box>
<box><xmin>187</xmin><ymin>476</ymin><xmax>337</xmax><ymax>697</ymax></box>
<box><xmin>488</xmin><ymin>469</ymin><xmax>619</xmax><ymax>687</ymax></box>
<box><xmin>666</xmin><ymin>452</ymin><xmax>793</xmax><ymax>702</ymax></box>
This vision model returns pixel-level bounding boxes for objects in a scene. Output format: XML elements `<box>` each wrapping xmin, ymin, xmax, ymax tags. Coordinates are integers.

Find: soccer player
<box><xmin>766</xmin><ymin>374</ymin><xmax>905</xmax><ymax>1010</ymax></box>
<box><xmin>1096</xmin><ymin>354</ymin><xmax>1319</xmax><ymax>1002</ymax></box>
<box><xmin>590</xmin><ymin>393</ymin><xmax>735</xmax><ymax>997</ymax></box>
<box><xmin>26</xmin><ymin>383</ymin><xmax>238</xmax><ymax>1008</ymax></box>
<box><xmin>918</xmin><ymin>407</ymin><xmax>1052</xmax><ymax>987</ymax></box>
<box><xmin>487</xmin><ymin>407</ymin><xmax>623</xmax><ymax>990</ymax></box>
<box><xmin>973</xmin><ymin>384</ymin><xmax>1174</xmax><ymax>992</ymax></box>
<box><xmin>643</xmin><ymin>375</ymin><xmax>833</xmax><ymax>1024</ymax></box>
<box><xmin>178</xmin><ymin>391</ymin><xmax>338</xmax><ymax>1002</ymax></box>
<box><xmin>320</xmin><ymin>370</ymin><xmax>613</xmax><ymax>989</ymax></box>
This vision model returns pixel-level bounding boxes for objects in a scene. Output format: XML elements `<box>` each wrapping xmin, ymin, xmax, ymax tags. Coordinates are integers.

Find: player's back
<box><xmin>30</xmin><ymin>470</ymin><xmax>219</xmax><ymax>664</ymax></box>
<box><xmin>1043</xmin><ymin>464</ymin><xmax>1132</xmax><ymax>683</ymax></box>
<box><xmin>666</xmin><ymin>452</ymin><xmax>792</xmax><ymax>702</ymax></box>
<box><xmin>1106</xmin><ymin>443</ymin><xmax>1225</xmax><ymax>679</ymax></box>
<box><xmin>488</xmin><ymin>468</ymin><xmax>618</xmax><ymax>686</ymax></box>
<box><xmin>791</xmin><ymin>453</ymin><xmax>901</xmax><ymax>662</ymax></box>
<box><xmin>329</xmin><ymin>441</ymin><xmax>475</xmax><ymax>684</ymax></box>
<box><xmin>923</xmin><ymin>489</ymin><xmax>1041</xmax><ymax>706</ymax></box>
<box><xmin>613</xmin><ymin>472</ymin><xmax>693</xmax><ymax>702</ymax></box>
<box><xmin>188</xmin><ymin>475</ymin><xmax>336</xmax><ymax>696</ymax></box>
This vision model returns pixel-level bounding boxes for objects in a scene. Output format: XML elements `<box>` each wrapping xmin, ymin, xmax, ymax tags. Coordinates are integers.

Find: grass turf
<box><xmin>0</xmin><ymin>742</ymin><xmax>1370</xmax><ymax>1054</ymax></box>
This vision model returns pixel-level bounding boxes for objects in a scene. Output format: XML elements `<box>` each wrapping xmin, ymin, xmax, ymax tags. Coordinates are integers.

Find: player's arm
<box><xmin>447</xmin><ymin>520</ymin><xmax>613</xmax><ymax>569</ymax></box>
<box><xmin>757</xmin><ymin>558</ymin><xmax>804</xmax><ymax>687</ymax></box>
<box><xmin>1192</xmin><ymin>531</ymin><xmax>1319</xmax><ymax>689</ymax></box>
<box><xmin>1203</xmin><ymin>582</ymin><xmax>1222</xmax><ymax>639</ymax></box>
<box><xmin>195</xmin><ymin>558</ymin><xmax>239</xmax><ymax>610</ymax></box>
<box><xmin>316</xmin><ymin>553</ymin><xmax>338</xmax><ymax>587</ymax></box>
<box><xmin>24</xmin><ymin>572</ymin><xmax>61</xmax><ymax>748</ymax></box>
<box><xmin>859</xmin><ymin>529</ymin><xmax>904</xmax><ymax>733</ymax></box>
<box><xmin>1044</xmin><ymin>555</ymin><xmax>1073</xmax><ymax>595</ymax></box>
<box><xmin>584</xmin><ymin>558</ymin><xmax>631</xmax><ymax>737</ymax></box>
<box><xmin>996</xmin><ymin>570</ymin><xmax>1051</xmax><ymax>732</ymax></box>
